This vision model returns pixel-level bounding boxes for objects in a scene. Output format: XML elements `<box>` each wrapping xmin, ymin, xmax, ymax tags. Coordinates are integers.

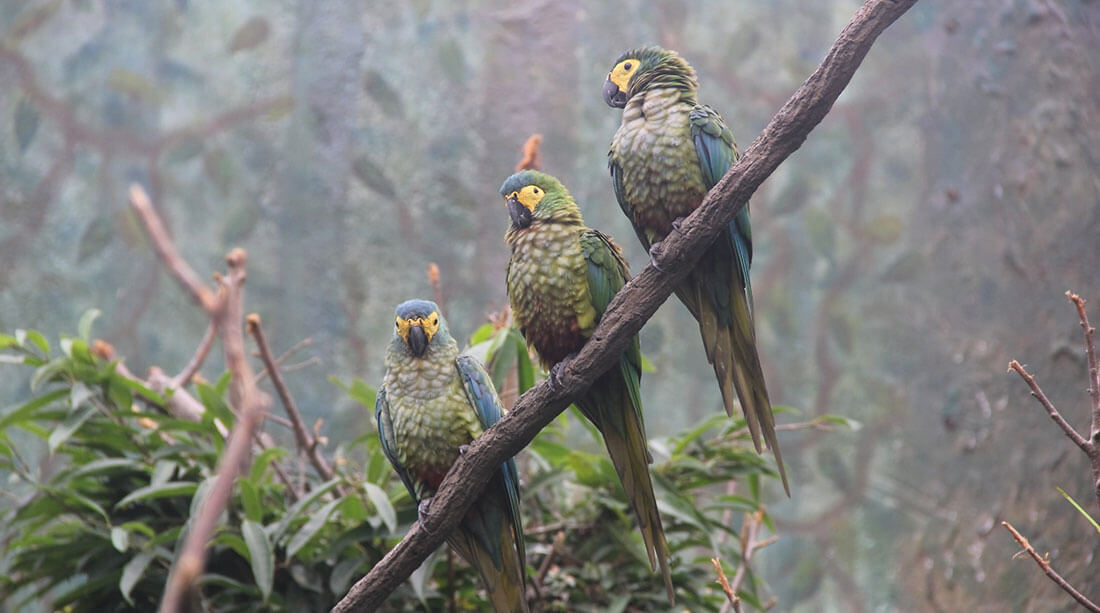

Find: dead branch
<box><xmin>172</xmin><ymin>322</ymin><xmax>217</xmax><ymax>388</ymax></box>
<box><xmin>248</xmin><ymin>315</ymin><xmax>343</xmax><ymax>495</ymax></box>
<box><xmin>1007</xmin><ymin>360</ymin><xmax>1089</xmax><ymax>453</ymax></box>
<box><xmin>1009</xmin><ymin>292</ymin><xmax>1100</xmax><ymax>512</ymax></box>
<box><xmin>1001</xmin><ymin>521</ymin><xmax>1100</xmax><ymax>612</ymax></box>
<box><xmin>1066</xmin><ymin>292</ymin><xmax>1100</xmax><ymax>443</ymax></box>
<box><xmin>331</xmin><ymin>1</ymin><xmax>918</xmax><ymax>609</ymax></box>
<box><xmin>712</xmin><ymin>558</ymin><xmax>742</xmax><ymax>613</ymax></box>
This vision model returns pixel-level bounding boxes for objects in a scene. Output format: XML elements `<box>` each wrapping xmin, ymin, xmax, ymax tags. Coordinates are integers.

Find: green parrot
<box><xmin>501</xmin><ymin>170</ymin><xmax>674</xmax><ymax>602</ymax></box>
<box><xmin>375</xmin><ymin>299</ymin><xmax>528</xmax><ymax>613</ymax></box>
<box><xmin>603</xmin><ymin>45</ymin><xmax>789</xmax><ymax>494</ymax></box>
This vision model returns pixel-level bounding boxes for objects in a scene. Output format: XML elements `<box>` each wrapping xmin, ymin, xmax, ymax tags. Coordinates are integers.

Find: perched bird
<box><xmin>375</xmin><ymin>299</ymin><xmax>528</xmax><ymax>613</ymax></box>
<box><xmin>501</xmin><ymin>170</ymin><xmax>673</xmax><ymax>602</ymax></box>
<box><xmin>603</xmin><ymin>46</ymin><xmax>788</xmax><ymax>494</ymax></box>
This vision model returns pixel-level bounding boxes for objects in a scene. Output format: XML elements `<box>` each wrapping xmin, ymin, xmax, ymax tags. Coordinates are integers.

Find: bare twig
<box><xmin>248</xmin><ymin>315</ymin><xmax>343</xmax><ymax>494</ymax></box>
<box><xmin>1066</xmin><ymin>292</ymin><xmax>1100</xmax><ymax>439</ymax></box>
<box><xmin>1001</xmin><ymin>521</ymin><xmax>1100</xmax><ymax>612</ymax></box>
<box><xmin>1007</xmin><ymin>360</ymin><xmax>1089</xmax><ymax>453</ymax></box>
<box><xmin>129</xmin><ymin>185</ymin><xmax>216</xmax><ymax>311</ymax></box>
<box><xmin>172</xmin><ymin>322</ymin><xmax>217</xmax><ymax>388</ymax></box>
<box><xmin>331</xmin><ymin>2</ymin><xmax>918</xmax><ymax>609</ymax></box>
<box><xmin>712</xmin><ymin>558</ymin><xmax>742</xmax><ymax>613</ymax></box>
<box><xmin>256</xmin><ymin>342</ymin><xmax>318</xmax><ymax>381</ymax></box>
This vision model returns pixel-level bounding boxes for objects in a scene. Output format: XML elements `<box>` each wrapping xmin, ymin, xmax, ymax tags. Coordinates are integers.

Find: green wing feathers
<box><xmin>579</xmin><ymin>230</ymin><xmax>673</xmax><ymax>601</ymax></box>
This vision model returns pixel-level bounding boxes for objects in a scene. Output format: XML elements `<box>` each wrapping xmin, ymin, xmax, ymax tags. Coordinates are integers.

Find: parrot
<box><xmin>375</xmin><ymin>299</ymin><xmax>528</xmax><ymax>613</ymax></box>
<box><xmin>501</xmin><ymin>170</ymin><xmax>674</xmax><ymax>603</ymax></box>
<box><xmin>603</xmin><ymin>45</ymin><xmax>789</xmax><ymax>495</ymax></box>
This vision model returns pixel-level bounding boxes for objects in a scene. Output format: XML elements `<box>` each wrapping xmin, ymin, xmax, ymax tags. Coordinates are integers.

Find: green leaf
<box><xmin>409</xmin><ymin>548</ymin><xmax>442</xmax><ymax>606</ymax></box>
<box><xmin>330</xmin><ymin>376</ymin><xmax>377</xmax><ymax>409</ymax></box>
<box><xmin>77</xmin><ymin>309</ymin><xmax>102</xmax><ymax>341</ymax></box>
<box><xmin>31</xmin><ymin>358</ymin><xmax>67</xmax><ymax>391</ymax></box>
<box><xmin>241</xmin><ymin>520</ymin><xmax>274</xmax><ymax>601</ymax></box>
<box><xmin>107</xmin><ymin>373</ymin><xmax>134</xmax><ymax>411</ymax></box>
<box><xmin>250</xmin><ymin>447</ymin><xmax>288</xmax><ymax>482</ymax></box>
<box><xmin>119</xmin><ymin>550</ymin><xmax>154</xmax><ymax>605</ymax></box>
<box><xmin>1057</xmin><ymin>487</ymin><xmax>1100</xmax><ymax>534</ymax></box>
<box><xmin>21</xmin><ymin>329</ymin><xmax>50</xmax><ymax>355</ymax></box>
<box><xmin>115</xmin><ymin>481</ymin><xmax>198</xmax><ymax>509</ymax></box>
<box><xmin>512</xmin><ymin>331</ymin><xmax>535</xmax><ymax>394</ymax></box>
<box><xmin>14</xmin><ymin>96</ymin><xmax>40</xmax><ymax>152</ymax></box>
<box><xmin>821</xmin><ymin>414</ymin><xmax>862</xmax><ymax>431</ymax></box>
<box><xmin>363</xmin><ymin>482</ymin><xmax>397</xmax><ymax>533</ymax></box>
<box><xmin>151</xmin><ymin>460</ymin><xmax>176</xmax><ymax>486</ymax></box>
<box><xmin>0</xmin><ymin>388</ymin><xmax>67</xmax><ymax>430</ymax></box>
<box><xmin>286</xmin><ymin>497</ymin><xmax>341</xmax><ymax>558</ymax></box>
<box><xmin>329</xmin><ymin>556</ymin><xmax>363</xmax><ymax>597</ymax></box>
<box><xmin>48</xmin><ymin>404</ymin><xmax>96</xmax><ymax>452</ymax></box>
<box><xmin>111</xmin><ymin>526</ymin><xmax>129</xmax><ymax>552</ymax></box>
<box><xmin>339</xmin><ymin>494</ymin><xmax>368</xmax><ymax>522</ymax></box>
<box><xmin>240</xmin><ymin>479</ymin><xmax>263</xmax><ymax>523</ymax></box>
<box><xmin>69</xmin><ymin>381</ymin><xmax>95</xmax><ymax>410</ymax></box>
<box><xmin>469</xmin><ymin>323</ymin><xmax>494</xmax><ymax>346</ymax></box>
<box><xmin>271</xmin><ymin>478</ymin><xmax>341</xmax><ymax>542</ymax></box>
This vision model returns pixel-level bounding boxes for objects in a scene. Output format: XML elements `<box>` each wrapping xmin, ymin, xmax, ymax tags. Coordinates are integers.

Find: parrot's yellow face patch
<box><xmin>395</xmin><ymin>312</ymin><xmax>440</xmax><ymax>344</ymax></box>
<box><xmin>608</xmin><ymin>58</ymin><xmax>639</xmax><ymax>93</ymax></box>
<box><xmin>504</xmin><ymin>184</ymin><xmax>545</xmax><ymax>212</ymax></box>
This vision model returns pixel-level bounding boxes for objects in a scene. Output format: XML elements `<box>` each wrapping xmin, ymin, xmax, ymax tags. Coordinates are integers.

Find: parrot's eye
<box><xmin>624</xmin><ymin>62</ymin><xmax>632</xmax><ymax>70</ymax></box>
<box><xmin>515</xmin><ymin>184</ymin><xmax>545</xmax><ymax>212</ymax></box>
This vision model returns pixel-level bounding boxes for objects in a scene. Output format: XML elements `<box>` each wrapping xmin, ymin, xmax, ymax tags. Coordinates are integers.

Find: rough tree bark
<box><xmin>332</xmin><ymin>1</ymin><xmax>919</xmax><ymax>610</ymax></box>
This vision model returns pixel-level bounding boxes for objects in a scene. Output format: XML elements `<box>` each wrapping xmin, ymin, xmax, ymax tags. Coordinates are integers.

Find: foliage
<box><xmin>0</xmin><ymin>315</ymin><xmax>411</xmax><ymax>612</ymax></box>
<box><xmin>0</xmin><ymin>312</ymin><xmax>838</xmax><ymax>611</ymax></box>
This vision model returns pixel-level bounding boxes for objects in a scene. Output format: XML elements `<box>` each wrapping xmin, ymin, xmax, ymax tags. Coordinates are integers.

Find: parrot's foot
<box><xmin>648</xmin><ymin>217</ymin><xmax>687</xmax><ymax>271</ymax></box>
<box><xmin>417</xmin><ymin>497</ymin><xmax>434</xmax><ymax>527</ymax></box>
<box><xmin>458</xmin><ymin>444</ymin><xmax>470</xmax><ymax>456</ymax></box>
<box><xmin>548</xmin><ymin>352</ymin><xmax>579</xmax><ymax>392</ymax></box>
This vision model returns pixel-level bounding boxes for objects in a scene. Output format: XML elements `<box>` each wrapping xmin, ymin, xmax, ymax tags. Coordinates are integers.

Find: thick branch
<box><xmin>1001</xmin><ymin>521</ymin><xmax>1100</xmax><ymax>612</ymax></box>
<box><xmin>331</xmin><ymin>1</ymin><xmax>917</xmax><ymax>610</ymax></box>
<box><xmin>1008</xmin><ymin>360</ymin><xmax>1090</xmax><ymax>453</ymax></box>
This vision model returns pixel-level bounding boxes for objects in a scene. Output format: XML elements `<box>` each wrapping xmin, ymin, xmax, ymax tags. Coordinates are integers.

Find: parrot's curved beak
<box><xmin>603</xmin><ymin>77</ymin><xmax>627</xmax><ymax>108</ymax></box>
<box><xmin>407</xmin><ymin>324</ymin><xmax>428</xmax><ymax>357</ymax></box>
<box><xmin>507</xmin><ymin>196</ymin><xmax>533</xmax><ymax>229</ymax></box>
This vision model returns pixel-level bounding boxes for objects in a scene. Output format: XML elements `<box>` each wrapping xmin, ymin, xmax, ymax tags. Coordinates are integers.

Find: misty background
<box><xmin>2</xmin><ymin>0</ymin><xmax>1099</xmax><ymax>610</ymax></box>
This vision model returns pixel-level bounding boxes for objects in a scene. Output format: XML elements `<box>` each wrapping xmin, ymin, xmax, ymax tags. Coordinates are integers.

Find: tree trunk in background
<box><xmin>274</xmin><ymin>0</ymin><xmax>364</xmax><ymax>397</ymax></box>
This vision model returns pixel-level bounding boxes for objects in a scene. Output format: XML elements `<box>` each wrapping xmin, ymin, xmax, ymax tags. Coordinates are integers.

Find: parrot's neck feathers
<box><xmin>631</xmin><ymin>55</ymin><xmax>698</xmax><ymax>104</ymax></box>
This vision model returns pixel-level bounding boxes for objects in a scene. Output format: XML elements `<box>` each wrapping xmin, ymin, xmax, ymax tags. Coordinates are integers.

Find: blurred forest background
<box><xmin>2</xmin><ymin>0</ymin><xmax>1099</xmax><ymax>610</ymax></box>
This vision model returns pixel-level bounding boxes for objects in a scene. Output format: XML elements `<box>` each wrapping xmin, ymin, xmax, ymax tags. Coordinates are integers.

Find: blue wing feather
<box><xmin>375</xmin><ymin>387</ymin><xmax>417</xmax><ymax>501</ymax></box>
<box><xmin>455</xmin><ymin>354</ymin><xmax>526</xmax><ymax>566</ymax></box>
<box><xmin>691</xmin><ymin>105</ymin><xmax>753</xmax><ymax>302</ymax></box>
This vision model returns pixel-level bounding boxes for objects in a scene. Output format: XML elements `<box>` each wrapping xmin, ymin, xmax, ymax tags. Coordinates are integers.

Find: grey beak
<box><xmin>603</xmin><ymin>78</ymin><xmax>627</xmax><ymax>108</ymax></box>
<box><xmin>507</xmin><ymin>196</ymin><xmax>533</xmax><ymax>229</ymax></box>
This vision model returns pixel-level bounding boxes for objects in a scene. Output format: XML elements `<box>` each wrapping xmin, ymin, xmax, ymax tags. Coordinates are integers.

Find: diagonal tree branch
<box><xmin>1001</xmin><ymin>521</ymin><xmax>1100</xmax><ymax>612</ymax></box>
<box><xmin>332</xmin><ymin>1</ymin><xmax>918</xmax><ymax>610</ymax></box>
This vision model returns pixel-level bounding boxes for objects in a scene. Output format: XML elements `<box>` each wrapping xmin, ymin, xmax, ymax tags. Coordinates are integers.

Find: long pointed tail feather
<box><xmin>447</xmin><ymin>495</ymin><xmax>529</xmax><ymax>612</ymax></box>
<box><xmin>578</xmin><ymin>371</ymin><xmax>675</xmax><ymax>604</ymax></box>
<box><xmin>680</xmin><ymin>248</ymin><xmax>791</xmax><ymax>496</ymax></box>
